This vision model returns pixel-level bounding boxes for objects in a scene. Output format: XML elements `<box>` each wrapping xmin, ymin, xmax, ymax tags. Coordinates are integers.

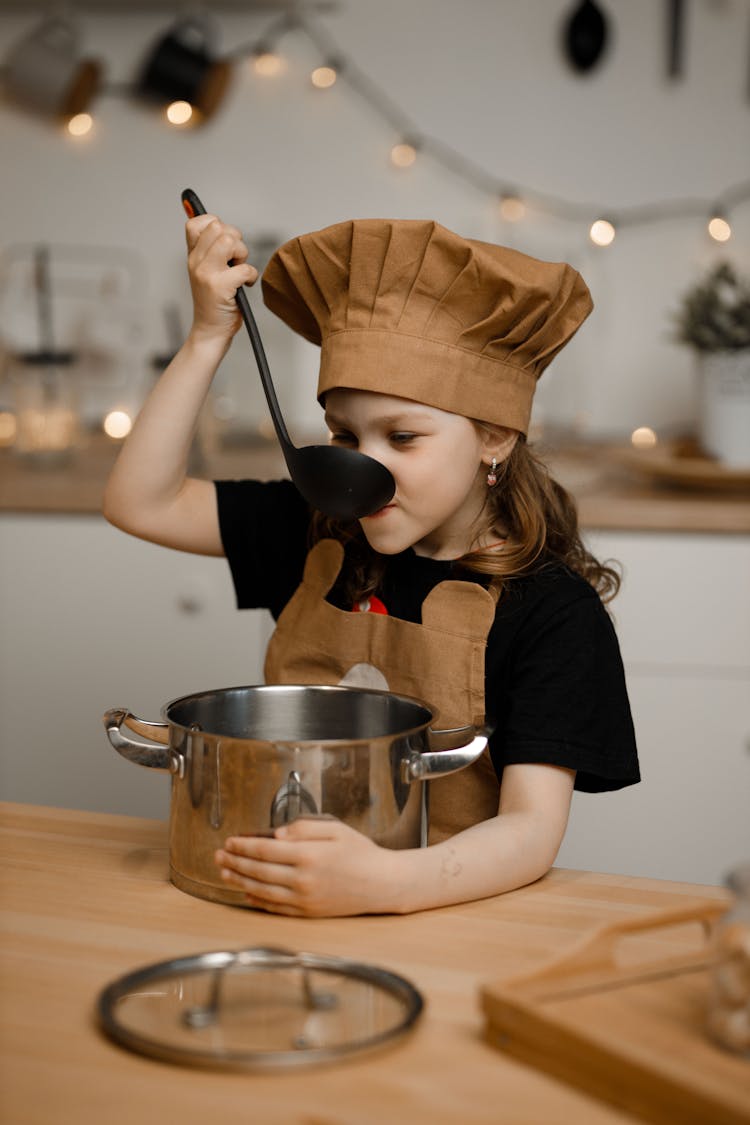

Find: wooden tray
<box><xmin>480</xmin><ymin>902</ymin><xmax>750</xmax><ymax>1125</ymax></box>
<box><xmin>615</xmin><ymin>439</ymin><xmax>750</xmax><ymax>493</ymax></box>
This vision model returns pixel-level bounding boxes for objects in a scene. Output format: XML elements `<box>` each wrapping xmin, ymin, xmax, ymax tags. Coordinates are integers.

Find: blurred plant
<box><xmin>674</xmin><ymin>263</ymin><xmax>750</xmax><ymax>351</ymax></box>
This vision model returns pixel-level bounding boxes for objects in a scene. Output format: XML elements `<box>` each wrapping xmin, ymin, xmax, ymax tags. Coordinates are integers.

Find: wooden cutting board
<box><xmin>480</xmin><ymin>902</ymin><xmax>750</xmax><ymax>1125</ymax></box>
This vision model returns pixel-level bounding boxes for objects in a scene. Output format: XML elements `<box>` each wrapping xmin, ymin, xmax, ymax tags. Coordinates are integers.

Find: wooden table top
<box><xmin>0</xmin><ymin>802</ymin><xmax>734</xmax><ymax>1125</ymax></box>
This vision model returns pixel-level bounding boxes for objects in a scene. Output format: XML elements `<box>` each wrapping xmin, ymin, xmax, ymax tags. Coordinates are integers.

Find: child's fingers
<box><xmin>216</xmin><ymin>850</ymin><xmax>298</xmax><ymax>888</ymax></box>
<box><xmin>191</xmin><ymin>221</ymin><xmax>244</xmax><ymax>266</ymax></box>
<box><xmin>184</xmin><ymin>212</ymin><xmax>219</xmax><ymax>250</ymax></box>
<box><xmin>275</xmin><ymin>816</ymin><xmax>343</xmax><ymax>841</ymax></box>
<box><xmin>225</xmin><ymin>261</ymin><xmax>259</xmax><ymax>289</ymax></box>
<box><xmin>191</xmin><ymin>227</ymin><xmax>258</xmax><ymax>289</ymax></box>
<box><xmin>189</xmin><ymin>245</ymin><xmax>258</xmax><ymax>304</ymax></box>
<box><xmin>187</xmin><ymin>216</ymin><xmax>247</xmax><ymax>265</ymax></box>
<box><xmin>219</xmin><ymin>835</ymin><xmax>302</xmax><ymax>865</ymax></box>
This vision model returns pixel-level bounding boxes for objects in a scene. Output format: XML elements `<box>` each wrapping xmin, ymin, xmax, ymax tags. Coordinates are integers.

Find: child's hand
<box><xmin>215</xmin><ymin>818</ymin><xmax>402</xmax><ymax>917</ymax></box>
<box><xmin>185</xmin><ymin>214</ymin><xmax>258</xmax><ymax>346</ymax></box>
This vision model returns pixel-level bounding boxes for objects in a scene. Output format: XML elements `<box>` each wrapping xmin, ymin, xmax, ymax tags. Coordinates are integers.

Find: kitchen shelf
<box><xmin>1</xmin><ymin>435</ymin><xmax>748</xmax><ymax>534</ymax></box>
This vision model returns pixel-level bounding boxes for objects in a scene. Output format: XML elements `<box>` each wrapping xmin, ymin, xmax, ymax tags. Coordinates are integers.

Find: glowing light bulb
<box><xmin>166</xmin><ymin>100</ymin><xmax>193</xmax><ymax>126</ymax></box>
<box><xmin>311</xmin><ymin>65</ymin><xmax>337</xmax><ymax>89</ymax></box>
<box><xmin>103</xmin><ymin>410</ymin><xmax>133</xmax><ymax>440</ymax></box>
<box><xmin>390</xmin><ymin>142</ymin><xmax>417</xmax><ymax>168</ymax></box>
<box><xmin>708</xmin><ymin>216</ymin><xmax>731</xmax><ymax>243</ymax></box>
<box><xmin>499</xmin><ymin>195</ymin><xmax>525</xmax><ymax>222</ymax></box>
<box><xmin>631</xmin><ymin>426</ymin><xmax>658</xmax><ymax>449</ymax></box>
<box><xmin>253</xmin><ymin>52</ymin><xmax>284</xmax><ymax>77</ymax></box>
<box><xmin>590</xmin><ymin>219</ymin><xmax>616</xmax><ymax>247</ymax></box>
<box><xmin>67</xmin><ymin>113</ymin><xmax>93</xmax><ymax>137</ymax></box>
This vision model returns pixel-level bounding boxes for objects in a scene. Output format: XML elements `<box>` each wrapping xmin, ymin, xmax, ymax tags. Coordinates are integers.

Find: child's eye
<box><xmin>330</xmin><ymin>431</ymin><xmax>357</xmax><ymax>446</ymax></box>
<box><xmin>390</xmin><ymin>432</ymin><xmax>417</xmax><ymax>445</ymax></box>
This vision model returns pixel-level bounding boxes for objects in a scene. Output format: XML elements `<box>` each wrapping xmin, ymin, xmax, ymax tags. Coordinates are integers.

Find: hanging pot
<box><xmin>103</xmin><ymin>684</ymin><xmax>487</xmax><ymax>907</ymax></box>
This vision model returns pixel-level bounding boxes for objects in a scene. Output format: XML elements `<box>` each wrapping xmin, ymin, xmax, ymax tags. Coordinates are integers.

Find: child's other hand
<box><xmin>185</xmin><ymin>214</ymin><xmax>258</xmax><ymax>346</ymax></box>
<box><xmin>215</xmin><ymin>818</ymin><xmax>401</xmax><ymax>917</ymax></box>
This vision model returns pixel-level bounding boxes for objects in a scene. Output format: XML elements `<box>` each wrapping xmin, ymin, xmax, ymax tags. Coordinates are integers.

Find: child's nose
<box><xmin>360</xmin><ymin>441</ymin><xmax>392</xmax><ymax>472</ymax></box>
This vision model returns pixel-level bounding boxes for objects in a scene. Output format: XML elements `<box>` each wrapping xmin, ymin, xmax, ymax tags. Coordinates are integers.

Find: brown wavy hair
<box><xmin>310</xmin><ymin>437</ymin><xmax>621</xmax><ymax>606</ymax></box>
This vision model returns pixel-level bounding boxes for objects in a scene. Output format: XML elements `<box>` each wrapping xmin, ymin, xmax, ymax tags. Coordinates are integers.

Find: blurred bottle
<box><xmin>707</xmin><ymin>863</ymin><xmax>750</xmax><ymax>1056</ymax></box>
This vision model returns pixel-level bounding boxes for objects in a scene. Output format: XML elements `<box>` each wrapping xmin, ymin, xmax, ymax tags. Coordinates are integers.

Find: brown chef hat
<box><xmin>261</xmin><ymin>219</ymin><xmax>593</xmax><ymax>434</ymax></box>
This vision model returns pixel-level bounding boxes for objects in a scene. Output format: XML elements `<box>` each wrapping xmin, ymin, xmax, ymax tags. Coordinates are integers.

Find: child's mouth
<box><xmin>365</xmin><ymin>503</ymin><xmax>396</xmax><ymax>519</ymax></box>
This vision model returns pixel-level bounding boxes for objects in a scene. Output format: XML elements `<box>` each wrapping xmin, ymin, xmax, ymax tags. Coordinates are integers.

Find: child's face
<box><xmin>324</xmin><ymin>389</ymin><xmax>509</xmax><ymax>559</ymax></box>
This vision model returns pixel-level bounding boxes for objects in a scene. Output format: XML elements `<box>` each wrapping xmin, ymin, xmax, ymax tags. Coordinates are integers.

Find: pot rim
<box><xmin>158</xmin><ymin>682</ymin><xmax>439</xmax><ymax>746</ymax></box>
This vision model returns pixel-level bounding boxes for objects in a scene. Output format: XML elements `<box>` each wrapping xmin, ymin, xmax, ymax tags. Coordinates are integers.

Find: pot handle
<box><xmin>103</xmin><ymin>707</ymin><xmax>177</xmax><ymax>773</ymax></box>
<box><xmin>402</xmin><ymin>726</ymin><xmax>488</xmax><ymax>782</ymax></box>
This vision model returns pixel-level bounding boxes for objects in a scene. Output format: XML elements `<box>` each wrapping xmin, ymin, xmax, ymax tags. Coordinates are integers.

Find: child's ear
<box><xmin>480</xmin><ymin>425</ymin><xmax>519</xmax><ymax>464</ymax></box>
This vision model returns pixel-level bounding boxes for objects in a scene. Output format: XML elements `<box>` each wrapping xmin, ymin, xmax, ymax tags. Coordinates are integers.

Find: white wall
<box><xmin>1</xmin><ymin>0</ymin><xmax>749</xmax><ymax>440</ymax></box>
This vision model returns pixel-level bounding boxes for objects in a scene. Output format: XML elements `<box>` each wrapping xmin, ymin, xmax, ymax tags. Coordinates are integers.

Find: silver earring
<box><xmin>486</xmin><ymin>457</ymin><xmax>498</xmax><ymax>487</ymax></box>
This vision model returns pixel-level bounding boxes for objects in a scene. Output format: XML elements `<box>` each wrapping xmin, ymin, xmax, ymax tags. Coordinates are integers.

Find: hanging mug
<box><xmin>3</xmin><ymin>16</ymin><xmax>101</xmax><ymax>118</ymax></box>
<box><xmin>137</xmin><ymin>15</ymin><xmax>231</xmax><ymax>119</ymax></box>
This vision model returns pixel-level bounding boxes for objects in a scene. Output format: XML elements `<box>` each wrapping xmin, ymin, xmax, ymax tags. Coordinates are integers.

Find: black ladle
<box><xmin>181</xmin><ymin>189</ymin><xmax>395</xmax><ymax>520</ymax></box>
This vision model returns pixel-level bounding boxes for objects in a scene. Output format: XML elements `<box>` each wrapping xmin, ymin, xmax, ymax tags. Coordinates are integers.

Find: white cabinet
<box><xmin>0</xmin><ymin>514</ymin><xmax>273</xmax><ymax>819</ymax></box>
<box><xmin>555</xmin><ymin>531</ymin><xmax>750</xmax><ymax>886</ymax></box>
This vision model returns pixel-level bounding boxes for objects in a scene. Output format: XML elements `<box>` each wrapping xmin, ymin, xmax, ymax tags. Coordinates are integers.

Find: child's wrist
<box><xmin>184</xmin><ymin>326</ymin><xmax>233</xmax><ymax>364</ymax></box>
<box><xmin>377</xmin><ymin>847</ymin><xmax>419</xmax><ymax>914</ymax></box>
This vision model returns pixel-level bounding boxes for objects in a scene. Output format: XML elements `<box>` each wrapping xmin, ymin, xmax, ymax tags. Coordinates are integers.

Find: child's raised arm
<box><xmin>103</xmin><ymin>213</ymin><xmax>258</xmax><ymax>556</ymax></box>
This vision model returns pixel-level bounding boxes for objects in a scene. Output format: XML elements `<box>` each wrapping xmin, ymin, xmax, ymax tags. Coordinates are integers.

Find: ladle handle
<box><xmin>180</xmin><ymin>188</ymin><xmax>293</xmax><ymax>447</ymax></box>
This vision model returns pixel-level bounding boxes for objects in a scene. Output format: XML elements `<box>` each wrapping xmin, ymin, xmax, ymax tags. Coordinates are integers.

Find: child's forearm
<box><xmin>218</xmin><ymin>765</ymin><xmax>574</xmax><ymax>917</ymax></box>
<box><xmin>104</xmin><ymin>211</ymin><xmax>256</xmax><ymax>552</ymax></box>
<box><xmin>383</xmin><ymin>810</ymin><xmax>562</xmax><ymax>913</ymax></box>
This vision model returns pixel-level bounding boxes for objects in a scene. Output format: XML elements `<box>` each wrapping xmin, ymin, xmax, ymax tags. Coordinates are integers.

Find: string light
<box><xmin>390</xmin><ymin>141</ymin><xmax>418</xmax><ymax>168</ymax></box>
<box><xmin>252</xmin><ymin>48</ymin><xmax>285</xmax><ymax>77</ymax></box>
<box><xmin>499</xmin><ymin>194</ymin><xmax>526</xmax><ymax>222</ymax></box>
<box><xmin>589</xmin><ymin>218</ymin><xmax>616</xmax><ymax>247</ymax></box>
<box><xmin>708</xmin><ymin>213</ymin><xmax>732</xmax><ymax>242</ymax></box>
<box><xmin>7</xmin><ymin>8</ymin><xmax>747</xmax><ymax>247</ymax></box>
<box><xmin>631</xmin><ymin>426</ymin><xmax>658</xmax><ymax>448</ymax></box>
<box><xmin>311</xmin><ymin>64</ymin><xmax>338</xmax><ymax>89</ymax></box>
<box><xmin>103</xmin><ymin>410</ymin><xmax>133</xmax><ymax>439</ymax></box>
<box><xmin>166</xmin><ymin>100</ymin><xmax>193</xmax><ymax>126</ymax></box>
<box><xmin>66</xmin><ymin>112</ymin><xmax>94</xmax><ymax>137</ymax></box>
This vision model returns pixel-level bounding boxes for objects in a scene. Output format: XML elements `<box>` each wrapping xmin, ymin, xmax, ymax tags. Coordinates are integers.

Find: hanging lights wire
<box><xmin>1</xmin><ymin>7</ymin><xmax>748</xmax><ymax>244</ymax></box>
<box><xmin>286</xmin><ymin>13</ymin><xmax>748</xmax><ymax>246</ymax></box>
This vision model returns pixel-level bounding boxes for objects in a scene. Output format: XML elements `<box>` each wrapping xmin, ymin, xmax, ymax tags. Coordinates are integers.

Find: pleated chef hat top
<box><xmin>261</xmin><ymin>218</ymin><xmax>593</xmax><ymax>434</ymax></box>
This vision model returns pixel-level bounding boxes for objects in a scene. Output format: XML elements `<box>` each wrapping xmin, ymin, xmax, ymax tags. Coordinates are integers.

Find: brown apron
<box><xmin>264</xmin><ymin>539</ymin><xmax>499</xmax><ymax>843</ymax></box>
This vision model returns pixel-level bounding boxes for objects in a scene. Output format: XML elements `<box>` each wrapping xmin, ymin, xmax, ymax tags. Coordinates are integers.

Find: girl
<box><xmin>104</xmin><ymin>211</ymin><xmax>639</xmax><ymax>917</ymax></box>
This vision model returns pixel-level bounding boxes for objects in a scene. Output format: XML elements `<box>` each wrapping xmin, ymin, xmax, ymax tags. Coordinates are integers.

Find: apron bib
<box><xmin>264</xmin><ymin>539</ymin><xmax>499</xmax><ymax>843</ymax></box>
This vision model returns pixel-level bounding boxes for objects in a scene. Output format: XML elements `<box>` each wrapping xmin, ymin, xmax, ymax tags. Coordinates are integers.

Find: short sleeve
<box><xmin>214</xmin><ymin>478</ymin><xmax>310</xmax><ymax>618</ymax></box>
<box><xmin>489</xmin><ymin>590</ymin><xmax>640</xmax><ymax>792</ymax></box>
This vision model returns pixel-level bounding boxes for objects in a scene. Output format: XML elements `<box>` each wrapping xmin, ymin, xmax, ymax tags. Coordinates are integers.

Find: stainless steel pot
<box><xmin>103</xmin><ymin>684</ymin><xmax>487</xmax><ymax>907</ymax></box>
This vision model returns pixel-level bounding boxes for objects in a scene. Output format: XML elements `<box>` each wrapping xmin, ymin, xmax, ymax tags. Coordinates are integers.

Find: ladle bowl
<box><xmin>181</xmin><ymin>189</ymin><xmax>396</xmax><ymax>521</ymax></box>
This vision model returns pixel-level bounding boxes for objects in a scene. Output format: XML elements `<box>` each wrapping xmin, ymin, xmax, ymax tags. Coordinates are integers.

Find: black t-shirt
<box><xmin>216</xmin><ymin>478</ymin><xmax>640</xmax><ymax>794</ymax></box>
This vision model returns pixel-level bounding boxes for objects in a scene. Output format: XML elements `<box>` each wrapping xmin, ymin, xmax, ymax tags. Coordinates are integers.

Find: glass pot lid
<box><xmin>97</xmin><ymin>945</ymin><xmax>424</xmax><ymax>1070</ymax></box>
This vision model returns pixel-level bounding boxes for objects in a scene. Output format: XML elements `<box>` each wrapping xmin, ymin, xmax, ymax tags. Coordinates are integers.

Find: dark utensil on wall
<box><xmin>180</xmin><ymin>189</ymin><xmax>395</xmax><ymax>521</ymax></box>
<box><xmin>32</xmin><ymin>245</ymin><xmax>74</xmax><ymax>368</ymax></box>
<box><xmin>666</xmin><ymin>0</ymin><xmax>685</xmax><ymax>79</ymax></box>
<box><xmin>562</xmin><ymin>0</ymin><xmax>610</xmax><ymax>73</ymax></box>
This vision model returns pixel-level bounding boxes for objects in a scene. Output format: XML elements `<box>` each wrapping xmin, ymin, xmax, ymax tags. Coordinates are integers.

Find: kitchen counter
<box><xmin>1</xmin><ymin>434</ymin><xmax>748</xmax><ymax>533</ymax></box>
<box><xmin>0</xmin><ymin>801</ymin><xmax>737</xmax><ymax>1125</ymax></box>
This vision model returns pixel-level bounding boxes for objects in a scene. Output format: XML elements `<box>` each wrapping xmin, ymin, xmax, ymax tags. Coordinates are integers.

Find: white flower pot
<box><xmin>697</xmin><ymin>350</ymin><xmax>750</xmax><ymax>468</ymax></box>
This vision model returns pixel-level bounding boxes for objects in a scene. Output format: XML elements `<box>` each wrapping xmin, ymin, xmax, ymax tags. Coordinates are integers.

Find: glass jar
<box><xmin>10</xmin><ymin>350</ymin><xmax>80</xmax><ymax>466</ymax></box>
